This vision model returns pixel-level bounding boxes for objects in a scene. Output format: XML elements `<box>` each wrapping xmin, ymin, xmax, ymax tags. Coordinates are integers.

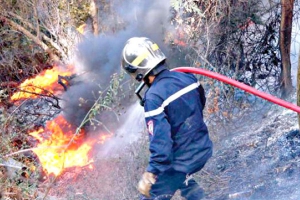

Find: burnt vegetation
<box><xmin>0</xmin><ymin>0</ymin><xmax>299</xmax><ymax>199</ymax></box>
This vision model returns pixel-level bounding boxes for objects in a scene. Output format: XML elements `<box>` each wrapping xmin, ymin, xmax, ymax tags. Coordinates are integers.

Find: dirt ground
<box><xmin>198</xmin><ymin>97</ymin><xmax>300</xmax><ymax>200</ymax></box>
<box><xmin>32</xmin><ymin>95</ymin><xmax>300</xmax><ymax>200</ymax></box>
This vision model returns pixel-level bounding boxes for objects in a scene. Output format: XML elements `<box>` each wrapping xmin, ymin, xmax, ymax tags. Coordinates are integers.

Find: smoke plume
<box><xmin>60</xmin><ymin>0</ymin><xmax>173</xmax><ymax>144</ymax></box>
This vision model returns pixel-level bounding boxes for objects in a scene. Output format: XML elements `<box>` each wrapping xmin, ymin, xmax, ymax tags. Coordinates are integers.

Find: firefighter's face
<box><xmin>144</xmin><ymin>75</ymin><xmax>155</xmax><ymax>86</ymax></box>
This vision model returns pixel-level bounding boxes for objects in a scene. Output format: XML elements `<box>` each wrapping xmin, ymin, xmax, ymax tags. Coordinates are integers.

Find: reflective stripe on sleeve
<box><xmin>144</xmin><ymin>82</ymin><xmax>200</xmax><ymax>118</ymax></box>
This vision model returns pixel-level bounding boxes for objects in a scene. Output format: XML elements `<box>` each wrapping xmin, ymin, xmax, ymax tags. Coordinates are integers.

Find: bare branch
<box><xmin>4</xmin><ymin>146</ymin><xmax>67</xmax><ymax>158</ymax></box>
<box><xmin>0</xmin><ymin>164</ymin><xmax>22</xmax><ymax>169</ymax></box>
<box><xmin>4</xmin><ymin>11</ymin><xmax>68</xmax><ymax>59</ymax></box>
<box><xmin>2</xmin><ymin>16</ymin><xmax>60</xmax><ymax>62</ymax></box>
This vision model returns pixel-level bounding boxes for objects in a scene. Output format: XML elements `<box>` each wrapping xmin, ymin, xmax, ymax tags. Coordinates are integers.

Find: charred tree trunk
<box><xmin>90</xmin><ymin>0</ymin><xmax>99</xmax><ymax>35</ymax></box>
<box><xmin>279</xmin><ymin>0</ymin><xmax>294</xmax><ymax>98</ymax></box>
<box><xmin>297</xmin><ymin>46</ymin><xmax>300</xmax><ymax>129</ymax></box>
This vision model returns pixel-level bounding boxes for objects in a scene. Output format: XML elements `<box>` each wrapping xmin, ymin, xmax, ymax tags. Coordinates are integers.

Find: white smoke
<box><xmin>96</xmin><ymin>102</ymin><xmax>146</xmax><ymax>158</ymax></box>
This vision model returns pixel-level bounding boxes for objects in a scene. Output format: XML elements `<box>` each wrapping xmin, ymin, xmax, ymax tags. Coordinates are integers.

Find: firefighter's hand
<box><xmin>137</xmin><ymin>172</ymin><xmax>156</xmax><ymax>197</ymax></box>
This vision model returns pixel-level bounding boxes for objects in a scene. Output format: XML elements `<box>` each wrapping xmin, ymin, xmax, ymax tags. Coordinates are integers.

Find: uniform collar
<box><xmin>151</xmin><ymin>69</ymin><xmax>170</xmax><ymax>85</ymax></box>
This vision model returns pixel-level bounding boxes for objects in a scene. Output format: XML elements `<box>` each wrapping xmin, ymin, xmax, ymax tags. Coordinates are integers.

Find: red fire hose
<box><xmin>172</xmin><ymin>67</ymin><xmax>300</xmax><ymax>113</ymax></box>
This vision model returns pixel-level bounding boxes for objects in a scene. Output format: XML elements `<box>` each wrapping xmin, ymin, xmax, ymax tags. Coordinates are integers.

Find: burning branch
<box><xmin>4</xmin><ymin>146</ymin><xmax>67</xmax><ymax>158</ymax></box>
<box><xmin>40</xmin><ymin>87</ymin><xmax>114</xmax><ymax>200</ymax></box>
<box><xmin>10</xmin><ymin>65</ymin><xmax>75</xmax><ymax>102</ymax></box>
<box><xmin>7</xmin><ymin>69</ymin><xmax>117</xmax><ymax>200</ymax></box>
<box><xmin>57</xmin><ymin>74</ymin><xmax>77</xmax><ymax>91</ymax></box>
<box><xmin>13</xmin><ymin>87</ymin><xmax>61</xmax><ymax>100</ymax></box>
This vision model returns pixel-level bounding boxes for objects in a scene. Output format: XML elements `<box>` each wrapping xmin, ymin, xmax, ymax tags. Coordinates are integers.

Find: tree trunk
<box><xmin>90</xmin><ymin>0</ymin><xmax>99</xmax><ymax>35</ymax></box>
<box><xmin>297</xmin><ymin>46</ymin><xmax>300</xmax><ymax>129</ymax></box>
<box><xmin>279</xmin><ymin>0</ymin><xmax>294</xmax><ymax>98</ymax></box>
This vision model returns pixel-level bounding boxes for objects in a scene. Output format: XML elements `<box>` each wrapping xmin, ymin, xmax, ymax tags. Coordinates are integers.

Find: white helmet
<box><xmin>121</xmin><ymin>37</ymin><xmax>166</xmax><ymax>82</ymax></box>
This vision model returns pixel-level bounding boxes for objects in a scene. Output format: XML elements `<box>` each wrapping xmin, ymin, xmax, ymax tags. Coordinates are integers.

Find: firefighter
<box><xmin>121</xmin><ymin>37</ymin><xmax>213</xmax><ymax>200</ymax></box>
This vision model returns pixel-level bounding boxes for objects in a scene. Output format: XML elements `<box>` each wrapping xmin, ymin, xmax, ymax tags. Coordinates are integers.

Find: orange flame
<box><xmin>173</xmin><ymin>39</ymin><xmax>187</xmax><ymax>47</ymax></box>
<box><xmin>11</xmin><ymin>65</ymin><xmax>74</xmax><ymax>101</ymax></box>
<box><xmin>12</xmin><ymin>65</ymin><xmax>112</xmax><ymax>176</ymax></box>
<box><xmin>29</xmin><ymin>115</ymin><xmax>112</xmax><ymax>176</ymax></box>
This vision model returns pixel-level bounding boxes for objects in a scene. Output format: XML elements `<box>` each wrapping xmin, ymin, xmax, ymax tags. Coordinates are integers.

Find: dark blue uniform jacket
<box><xmin>143</xmin><ymin>69</ymin><xmax>213</xmax><ymax>175</ymax></box>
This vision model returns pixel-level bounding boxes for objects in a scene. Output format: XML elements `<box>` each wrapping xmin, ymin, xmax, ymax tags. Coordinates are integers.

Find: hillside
<box><xmin>31</xmin><ymin>93</ymin><xmax>299</xmax><ymax>200</ymax></box>
<box><xmin>199</xmin><ymin>94</ymin><xmax>299</xmax><ymax>200</ymax></box>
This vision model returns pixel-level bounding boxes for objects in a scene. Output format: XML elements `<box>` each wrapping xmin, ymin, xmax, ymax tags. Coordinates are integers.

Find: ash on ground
<box><xmin>41</xmin><ymin>95</ymin><xmax>299</xmax><ymax>200</ymax></box>
<box><xmin>199</xmin><ymin>95</ymin><xmax>300</xmax><ymax>200</ymax></box>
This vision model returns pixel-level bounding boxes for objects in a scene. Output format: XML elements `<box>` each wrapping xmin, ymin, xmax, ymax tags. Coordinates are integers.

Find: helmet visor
<box><xmin>123</xmin><ymin>64</ymin><xmax>137</xmax><ymax>73</ymax></box>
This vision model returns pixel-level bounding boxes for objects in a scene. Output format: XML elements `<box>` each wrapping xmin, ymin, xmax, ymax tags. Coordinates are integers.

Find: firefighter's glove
<box><xmin>138</xmin><ymin>172</ymin><xmax>156</xmax><ymax>197</ymax></box>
